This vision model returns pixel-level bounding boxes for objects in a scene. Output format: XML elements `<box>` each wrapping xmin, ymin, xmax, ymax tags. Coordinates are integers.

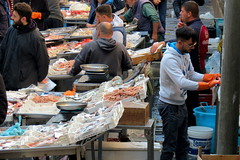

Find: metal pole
<box><xmin>216</xmin><ymin>0</ymin><xmax>240</xmax><ymax>154</ymax></box>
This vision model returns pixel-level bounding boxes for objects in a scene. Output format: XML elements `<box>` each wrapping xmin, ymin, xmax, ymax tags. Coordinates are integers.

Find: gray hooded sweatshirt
<box><xmin>159</xmin><ymin>42</ymin><xmax>204</xmax><ymax>105</ymax></box>
<box><xmin>70</xmin><ymin>38</ymin><xmax>132</xmax><ymax>77</ymax></box>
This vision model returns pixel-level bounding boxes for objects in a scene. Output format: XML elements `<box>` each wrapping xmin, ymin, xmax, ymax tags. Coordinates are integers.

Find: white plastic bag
<box><xmin>37</xmin><ymin>78</ymin><xmax>56</xmax><ymax>92</ymax></box>
<box><xmin>205</xmin><ymin>51</ymin><xmax>221</xmax><ymax>73</ymax></box>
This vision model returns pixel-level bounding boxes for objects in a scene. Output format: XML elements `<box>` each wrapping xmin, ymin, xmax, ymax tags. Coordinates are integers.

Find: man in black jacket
<box><xmin>69</xmin><ymin>22</ymin><xmax>132</xmax><ymax>78</ymax></box>
<box><xmin>14</xmin><ymin>0</ymin><xmax>50</xmax><ymax>30</ymax></box>
<box><xmin>0</xmin><ymin>74</ymin><xmax>7</xmax><ymax>125</ymax></box>
<box><xmin>0</xmin><ymin>2</ymin><xmax>49</xmax><ymax>91</ymax></box>
<box><xmin>0</xmin><ymin>0</ymin><xmax>10</xmax><ymax>43</ymax></box>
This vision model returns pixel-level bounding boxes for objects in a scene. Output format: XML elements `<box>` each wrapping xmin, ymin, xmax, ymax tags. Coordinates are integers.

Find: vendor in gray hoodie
<box><xmin>69</xmin><ymin>22</ymin><xmax>132</xmax><ymax>78</ymax></box>
<box><xmin>158</xmin><ymin>26</ymin><xmax>220</xmax><ymax>160</ymax></box>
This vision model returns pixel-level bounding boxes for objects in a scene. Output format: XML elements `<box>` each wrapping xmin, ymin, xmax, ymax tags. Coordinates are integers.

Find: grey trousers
<box><xmin>158</xmin><ymin>100</ymin><xmax>189</xmax><ymax>160</ymax></box>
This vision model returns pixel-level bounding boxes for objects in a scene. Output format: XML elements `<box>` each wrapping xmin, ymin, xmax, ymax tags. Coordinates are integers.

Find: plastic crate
<box><xmin>215</xmin><ymin>18</ymin><xmax>224</xmax><ymax>38</ymax></box>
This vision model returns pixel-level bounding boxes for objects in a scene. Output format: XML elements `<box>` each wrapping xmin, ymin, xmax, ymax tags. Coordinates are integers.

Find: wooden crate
<box><xmin>198</xmin><ymin>155</ymin><xmax>240</xmax><ymax>160</ymax></box>
<box><xmin>118</xmin><ymin>102</ymin><xmax>149</xmax><ymax>126</ymax></box>
<box><xmin>131</xmin><ymin>52</ymin><xmax>162</xmax><ymax>65</ymax></box>
<box><xmin>198</xmin><ymin>147</ymin><xmax>240</xmax><ymax>160</ymax></box>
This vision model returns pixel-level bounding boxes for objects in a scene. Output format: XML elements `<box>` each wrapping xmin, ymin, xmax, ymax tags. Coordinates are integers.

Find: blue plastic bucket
<box><xmin>193</xmin><ymin>105</ymin><xmax>216</xmax><ymax>129</ymax></box>
<box><xmin>193</xmin><ymin>104</ymin><xmax>216</xmax><ymax>153</ymax></box>
<box><xmin>194</xmin><ymin>103</ymin><xmax>240</xmax><ymax>153</ymax></box>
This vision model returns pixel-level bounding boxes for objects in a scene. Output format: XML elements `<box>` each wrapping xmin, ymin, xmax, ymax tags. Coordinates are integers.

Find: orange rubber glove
<box><xmin>209</xmin><ymin>80</ymin><xmax>221</xmax><ymax>88</ymax></box>
<box><xmin>32</xmin><ymin>12</ymin><xmax>42</xmax><ymax>20</ymax></box>
<box><xmin>203</xmin><ymin>73</ymin><xmax>221</xmax><ymax>82</ymax></box>
<box><xmin>198</xmin><ymin>80</ymin><xmax>221</xmax><ymax>90</ymax></box>
<box><xmin>198</xmin><ymin>82</ymin><xmax>209</xmax><ymax>90</ymax></box>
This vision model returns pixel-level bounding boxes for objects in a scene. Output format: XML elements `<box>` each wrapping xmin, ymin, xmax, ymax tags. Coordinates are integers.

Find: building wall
<box><xmin>219</xmin><ymin>0</ymin><xmax>224</xmax><ymax>14</ymax></box>
<box><xmin>212</xmin><ymin>0</ymin><xmax>224</xmax><ymax>18</ymax></box>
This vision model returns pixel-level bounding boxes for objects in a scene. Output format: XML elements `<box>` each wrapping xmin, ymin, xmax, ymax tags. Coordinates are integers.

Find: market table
<box><xmin>57</xmin><ymin>50</ymin><xmax>80</xmax><ymax>60</ymax></box>
<box><xmin>14</xmin><ymin>113</ymin><xmax>55</xmax><ymax>126</ymax></box>
<box><xmin>0</xmin><ymin>145</ymin><xmax>82</xmax><ymax>159</ymax></box>
<box><xmin>64</xmin><ymin>35</ymin><xmax>92</xmax><ymax>41</ymax></box>
<box><xmin>48</xmin><ymin>74</ymin><xmax>83</xmax><ymax>80</ymax></box>
<box><xmin>0</xmin><ymin>133</ymin><xmax>104</xmax><ymax>160</ymax></box>
<box><xmin>64</xmin><ymin>18</ymin><xmax>88</xmax><ymax>26</ymax></box>
<box><xmin>127</xmin><ymin>37</ymin><xmax>146</xmax><ymax>50</ymax></box>
<box><xmin>48</xmin><ymin>74</ymin><xmax>82</xmax><ymax>92</ymax></box>
<box><xmin>115</xmin><ymin>119</ymin><xmax>155</xmax><ymax>160</ymax></box>
<box><xmin>73</xmin><ymin>79</ymin><xmax>101</xmax><ymax>92</ymax></box>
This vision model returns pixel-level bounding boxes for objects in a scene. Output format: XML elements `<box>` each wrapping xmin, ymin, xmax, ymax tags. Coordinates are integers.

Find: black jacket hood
<box><xmin>13</xmin><ymin>19</ymin><xmax>37</xmax><ymax>34</ymax></box>
<box><xmin>96</xmin><ymin>38</ymin><xmax>117</xmax><ymax>52</ymax></box>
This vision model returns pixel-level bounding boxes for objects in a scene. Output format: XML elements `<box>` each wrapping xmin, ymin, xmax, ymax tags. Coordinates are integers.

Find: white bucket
<box><xmin>188</xmin><ymin>126</ymin><xmax>213</xmax><ymax>156</ymax></box>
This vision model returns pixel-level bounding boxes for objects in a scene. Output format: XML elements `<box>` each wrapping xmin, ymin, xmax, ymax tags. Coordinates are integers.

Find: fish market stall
<box><xmin>128</xmin><ymin>47</ymin><xmax>163</xmax><ymax>65</ymax></box>
<box><xmin>42</xmin><ymin>26</ymin><xmax>77</xmax><ymax>47</ymax></box>
<box><xmin>61</xmin><ymin>2</ymin><xmax>90</xmax><ymax>26</ymax></box>
<box><xmin>126</xmin><ymin>32</ymin><xmax>146</xmax><ymax>50</ymax></box>
<box><xmin>0</xmin><ymin>91</ymin><xmax>125</xmax><ymax>159</ymax></box>
<box><xmin>47</xmin><ymin>58</ymin><xmax>82</xmax><ymax>91</ymax></box>
<box><xmin>14</xmin><ymin>92</ymin><xmax>63</xmax><ymax>125</ymax></box>
<box><xmin>64</xmin><ymin>28</ymin><xmax>94</xmax><ymax>41</ymax></box>
<box><xmin>3</xmin><ymin>91</ymin><xmax>28</xmax><ymax>125</ymax></box>
<box><xmin>47</xmin><ymin>41</ymin><xmax>79</xmax><ymax>59</ymax></box>
<box><xmin>56</xmin><ymin>39</ymin><xmax>92</xmax><ymax>59</ymax></box>
<box><xmin>0</xmin><ymin>74</ymin><xmax>153</xmax><ymax>159</ymax></box>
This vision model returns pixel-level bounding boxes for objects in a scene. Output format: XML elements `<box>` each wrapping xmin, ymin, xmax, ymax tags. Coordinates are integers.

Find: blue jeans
<box><xmin>158</xmin><ymin>100</ymin><xmax>189</xmax><ymax>160</ymax></box>
<box><xmin>158</xmin><ymin>0</ymin><xmax>167</xmax><ymax>40</ymax></box>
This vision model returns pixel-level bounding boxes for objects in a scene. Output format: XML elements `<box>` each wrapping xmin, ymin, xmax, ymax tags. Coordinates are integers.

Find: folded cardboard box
<box><xmin>118</xmin><ymin>102</ymin><xmax>149</xmax><ymax>126</ymax></box>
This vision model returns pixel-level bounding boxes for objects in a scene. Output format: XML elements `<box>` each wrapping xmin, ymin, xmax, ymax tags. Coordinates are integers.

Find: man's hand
<box><xmin>150</xmin><ymin>41</ymin><xmax>165</xmax><ymax>54</ymax></box>
<box><xmin>152</xmin><ymin>34</ymin><xmax>158</xmax><ymax>42</ymax></box>
<box><xmin>67</xmin><ymin>68</ymin><xmax>72</xmax><ymax>75</ymax></box>
<box><xmin>198</xmin><ymin>80</ymin><xmax>221</xmax><ymax>90</ymax></box>
<box><xmin>177</xmin><ymin>21</ymin><xmax>187</xmax><ymax>28</ymax></box>
<box><xmin>209</xmin><ymin>80</ymin><xmax>221</xmax><ymax>88</ymax></box>
<box><xmin>40</xmin><ymin>78</ymin><xmax>48</xmax><ymax>84</ymax></box>
<box><xmin>203</xmin><ymin>73</ymin><xmax>221</xmax><ymax>82</ymax></box>
<box><xmin>86</xmin><ymin>23</ymin><xmax>96</xmax><ymax>28</ymax></box>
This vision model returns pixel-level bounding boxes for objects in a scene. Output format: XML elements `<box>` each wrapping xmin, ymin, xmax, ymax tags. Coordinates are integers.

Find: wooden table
<box><xmin>131</xmin><ymin>52</ymin><xmax>162</xmax><ymax>65</ymax></box>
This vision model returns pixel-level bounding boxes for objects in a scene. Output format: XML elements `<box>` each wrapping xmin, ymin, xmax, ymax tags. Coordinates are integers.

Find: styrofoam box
<box><xmin>85</xmin><ymin>142</ymin><xmax>162</xmax><ymax>160</ymax></box>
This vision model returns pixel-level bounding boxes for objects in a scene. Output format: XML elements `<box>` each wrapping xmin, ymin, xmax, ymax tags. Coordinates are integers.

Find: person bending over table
<box><xmin>68</xmin><ymin>22</ymin><xmax>132</xmax><ymax>78</ymax></box>
<box><xmin>92</xmin><ymin>4</ymin><xmax>126</xmax><ymax>46</ymax></box>
<box><xmin>120</xmin><ymin>0</ymin><xmax>164</xmax><ymax>42</ymax></box>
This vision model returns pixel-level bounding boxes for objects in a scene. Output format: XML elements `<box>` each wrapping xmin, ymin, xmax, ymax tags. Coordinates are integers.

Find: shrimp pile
<box><xmin>54</xmin><ymin>60</ymin><xmax>75</xmax><ymax>71</ymax></box>
<box><xmin>45</xmin><ymin>35</ymin><xmax>64</xmax><ymax>41</ymax></box>
<box><xmin>103</xmin><ymin>86</ymin><xmax>143</xmax><ymax>101</ymax></box>
<box><xmin>47</xmin><ymin>42</ymin><xmax>76</xmax><ymax>58</ymax></box>
<box><xmin>31</xmin><ymin>95</ymin><xmax>61</xmax><ymax>103</ymax></box>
